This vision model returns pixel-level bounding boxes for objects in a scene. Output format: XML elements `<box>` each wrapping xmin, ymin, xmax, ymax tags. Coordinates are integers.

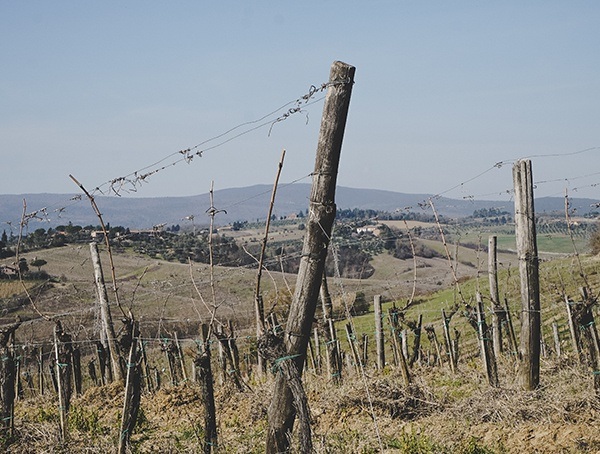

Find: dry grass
<box><xmin>8</xmin><ymin>352</ymin><xmax>600</xmax><ymax>453</ymax></box>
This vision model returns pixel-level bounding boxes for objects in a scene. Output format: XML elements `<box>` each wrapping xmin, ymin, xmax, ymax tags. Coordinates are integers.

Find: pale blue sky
<box><xmin>2</xmin><ymin>1</ymin><xmax>600</xmax><ymax>204</ymax></box>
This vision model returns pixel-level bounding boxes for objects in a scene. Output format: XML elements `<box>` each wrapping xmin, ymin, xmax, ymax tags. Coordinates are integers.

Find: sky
<box><xmin>2</xmin><ymin>1</ymin><xmax>600</xmax><ymax>209</ymax></box>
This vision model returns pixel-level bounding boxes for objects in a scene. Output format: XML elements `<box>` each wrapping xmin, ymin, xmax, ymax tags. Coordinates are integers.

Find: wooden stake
<box><xmin>374</xmin><ymin>295</ymin><xmax>385</xmax><ymax>370</ymax></box>
<box><xmin>118</xmin><ymin>320</ymin><xmax>141</xmax><ymax>454</ymax></box>
<box><xmin>513</xmin><ymin>159</ymin><xmax>541</xmax><ymax>390</ymax></box>
<box><xmin>345</xmin><ymin>323</ymin><xmax>361</xmax><ymax>375</ymax></box>
<box><xmin>90</xmin><ymin>242</ymin><xmax>123</xmax><ymax>381</ymax></box>
<box><xmin>313</xmin><ymin>327</ymin><xmax>321</xmax><ymax>375</ymax></box>
<box><xmin>552</xmin><ymin>322</ymin><xmax>561</xmax><ymax>358</ymax></box>
<box><xmin>196</xmin><ymin>324</ymin><xmax>217</xmax><ymax>453</ymax></box>
<box><xmin>321</xmin><ymin>274</ymin><xmax>340</xmax><ymax>381</ymax></box>
<box><xmin>504</xmin><ymin>298</ymin><xmax>519</xmax><ymax>359</ymax></box>
<box><xmin>565</xmin><ymin>295</ymin><xmax>581</xmax><ymax>359</ymax></box>
<box><xmin>488</xmin><ymin>235</ymin><xmax>504</xmax><ymax>356</ymax></box>
<box><xmin>442</xmin><ymin>309</ymin><xmax>456</xmax><ymax>373</ymax></box>
<box><xmin>174</xmin><ymin>331</ymin><xmax>187</xmax><ymax>382</ymax></box>
<box><xmin>476</xmin><ymin>293</ymin><xmax>499</xmax><ymax>387</ymax></box>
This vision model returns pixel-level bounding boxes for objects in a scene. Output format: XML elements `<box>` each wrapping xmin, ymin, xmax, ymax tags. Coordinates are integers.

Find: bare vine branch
<box><xmin>16</xmin><ymin>199</ymin><xmax>52</xmax><ymax>321</ymax></box>
<box><xmin>69</xmin><ymin>174</ymin><xmax>127</xmax><ymax>318</ymax></box>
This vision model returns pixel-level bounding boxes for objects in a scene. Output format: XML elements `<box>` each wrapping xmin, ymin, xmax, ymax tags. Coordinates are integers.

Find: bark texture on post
<box><xmin>266</xmin><ymin>60</ymin><xmax>355</xmax><ymax>454</ymax></box>
<box><xmin>513</xmin><ymin>159</ymin><xmax>541</xmax><ymax>390</ymax></box>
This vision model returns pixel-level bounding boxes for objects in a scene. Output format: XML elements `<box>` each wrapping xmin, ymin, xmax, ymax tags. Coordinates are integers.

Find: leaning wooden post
<box><xmin>513</xmin><ymin>159</ymin><xmax>541</xmax><ymax>390</ymax></box>
<box><xmin>374</xmin><ymin>295</ymin><xmax>385</xmax><ymax>370</ymax></box>
<box><xmin>488</xmin><ymin>235</ymin><xmax>504</xmax><ymax>356</ymax></box>
<box><xmin>266</xmin><ymin>60</ymin><xmax>355</xmax><ymax>454</ymax></box>
<box><xmin>90</xmin><ymin>242</ymin><xmax>123</xmax><ymax>381</ymax></box>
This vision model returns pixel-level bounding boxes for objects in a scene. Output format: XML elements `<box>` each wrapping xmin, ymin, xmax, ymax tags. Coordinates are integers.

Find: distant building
<box><xmin>356</xmin><ymin>225</ymin><xmax>382</xmax><ymax>236</ymax></box>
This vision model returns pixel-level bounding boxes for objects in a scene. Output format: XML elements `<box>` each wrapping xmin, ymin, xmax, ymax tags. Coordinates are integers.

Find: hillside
<box><xmin>3</xmin><ymin>241</ymin><xmax>600</xmax><ymax>452</ymax></box>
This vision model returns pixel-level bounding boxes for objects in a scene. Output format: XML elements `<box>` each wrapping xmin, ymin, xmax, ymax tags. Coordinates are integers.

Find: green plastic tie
<box><xmin>271</xmin><ymin>354</ymin><xmax>302</xmax><ymax>372</ymax></box>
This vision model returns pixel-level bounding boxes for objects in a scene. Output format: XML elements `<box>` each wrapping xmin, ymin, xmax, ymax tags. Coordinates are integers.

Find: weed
<box><xmin>386</xmin><ymin>431</ymin><xmax>444</xmax><ymax>453</ymax></box>
<box><xmin>69</xmin><ymin>405</ymin><xmax>103</xmax><ymax>436</ymax></box>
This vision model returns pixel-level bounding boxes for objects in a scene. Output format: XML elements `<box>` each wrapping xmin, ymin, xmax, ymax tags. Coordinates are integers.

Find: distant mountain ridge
<box><xmin>0</xmin><ymin>184</ymin><xmax>597</xmax><ymax>230</ymax></box>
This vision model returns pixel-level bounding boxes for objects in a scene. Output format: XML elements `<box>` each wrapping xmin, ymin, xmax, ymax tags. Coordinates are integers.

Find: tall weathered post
<box><xmin>513</xmin><ymin>159</ymin><xmax>541</xmax><ymax>390</ymax></box>
<box><xmin>265</xmin><ymin>60</ymin><xmax>355</xmax><ymax>454</ymax></box>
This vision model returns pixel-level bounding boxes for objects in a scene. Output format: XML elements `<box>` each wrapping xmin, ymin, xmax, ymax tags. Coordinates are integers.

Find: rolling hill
<box><xmin>0</xmin><ymin>184</ymin><xmax>597</xmax><ymax>229</ymax></box>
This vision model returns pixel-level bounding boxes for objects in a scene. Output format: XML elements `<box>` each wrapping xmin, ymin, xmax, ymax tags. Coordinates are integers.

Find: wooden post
<box><xmin>345</xmin><ymin>323</ymin><xmax>361</xmax><ymax>375</ymax></box>
<box><xmin>72</xmin><ymin>344</ymin><xmax>82</xmax><ymax>395</ymax></box>
<box><xmin>54</xmin><ymin>321</ymin><xmax>73</xmax><ymax>442</ymax></box>
<box><xmin>552</xmin><ymin>322</ymin><xmax>561</xmax><ymax>357</ymax></box>
<box><xmin>425</xmin><ymin>325</ymin><xmax>443</xmax><ymax>367</ymax></box>
<box><xmin>118</xmin><ymin>321</ymin><xmax>141</xmax><ymax>454</ymax></box>
<box><xmin>266</xmin><ymin>60</ymin><xmax>355</xmax><ymax>454</ymax></box>
<box><xmin>575</xmin><ymin>287</ymin><xmax>600</xmax><ymax>393</ymax></box>
<box><xmin>164</xmin><ymin>340</ymin><xmax>178</xmax><ymax>386</ymax></box>
<box><xmin>504</xmin><ymin>298</ymin><xmax>519</xmax><ymax>358</ymax></box>
<box><xmin>95</xmin><ymin>341</ymin><xmax>108</xmax><ymax>385</ymax></box>
<box><xmin>196</xmin><ymin>324</ymin><xmax>217</xmax><ymax>453</ymax></box>
<box><xmin>374</xmin><ymin>295</ymin><xmax>385</xmax><ymax>370</ymax></box>
<box><xmin>409</xmin><ymin>314</ymin><xmax>423</xmax><ymax>367</ymax></box>
<box><xmin>513</xmin><ymin>159</ymin><xmax>541</xmax><ymax>391</ymax></box>
<box><xmin>140</xmin><ymin>340</ymin><xmax>153</xmax><ymax>393</ymax></box>
<box><xmin>90</xmin><ymin>242</ymin><xmax>123</xmax><ymax>381</ymax></box>
<box><xmin>488</xmin><ymin>235</ymin><xmax>504</xmax><ymax>356</ymax></box>
<box><xmin>313</xmin><ymin>328</ymin><xmax>321</xmax><ymax>375</ymax></box>
<box><xmin>565</xmin><ymin>295</ymin><xmax>581</xmax><ymax>359</ymax></box>
<box><xmin>321</xmin><ymin>275</ymin><xmax>341</xmax><ymax>382</ymax></box>
<box><xmin>38</xmin><ymin>345</ymin><xmax>44</xmax><ymax>396</ymax></box>
<box><xmin>476</xmin><ymin>293</ymin><xmax>499</xmax><ymax>387</ymax></box>
<box><xmin>174</xmin><ymin>331</ymin><xmax>188</xmax><ymax>382</ymax></box>
<box><xmin>328</xmin><ymin>319</ymin><xmax>342</xmax><ymax>382</ymax></box>
<box><xmin>0</xmin><ymin>321</ymin><xmax>19</xmax><ymax>439</ymax></box>
<box><xmin>441</xmin><ymin>310</ymin><xmax>456</xmax><ymax>373</ymax></box>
